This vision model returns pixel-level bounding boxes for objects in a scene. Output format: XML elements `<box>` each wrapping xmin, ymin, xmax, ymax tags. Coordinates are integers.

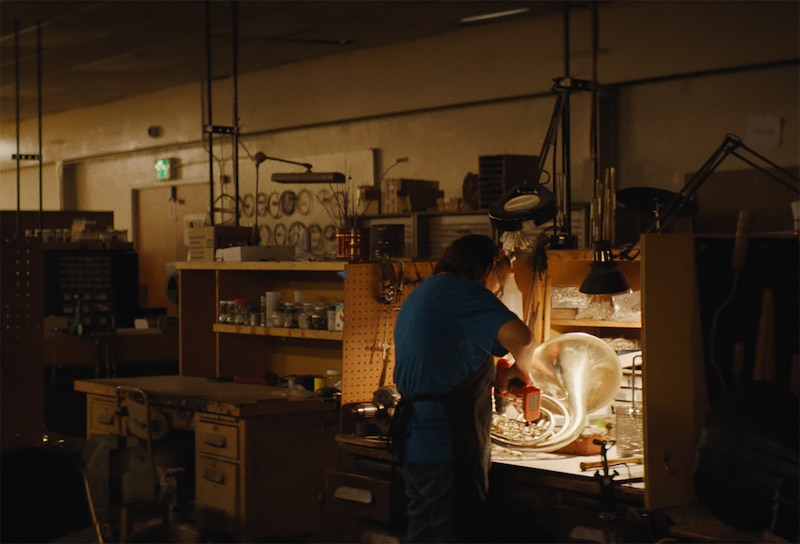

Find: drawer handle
<box><xmin>334</xmin><ymin>486</ymin><xmax>373</xmax><ymax>505</ymax></box>
<box><xmin>203</xmin><ymin>468</ymin><xmax>226</xmax><ymax>484</ymax></box>
<box><xmin>202</xmin><ymin>434</ymin><xmax>226</xmax><ymax>448</ymax></box>
<box><xmin>97</xmin><ymin>412</ymin><xmax>115</xmax><ymax>425</ymax></box>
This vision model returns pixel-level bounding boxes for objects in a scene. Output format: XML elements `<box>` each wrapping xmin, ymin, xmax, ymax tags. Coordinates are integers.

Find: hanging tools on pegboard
<box><xmin>342</xmin><ymin>261</ymin><xmax>437</xmax><ymax>404</ymax></box>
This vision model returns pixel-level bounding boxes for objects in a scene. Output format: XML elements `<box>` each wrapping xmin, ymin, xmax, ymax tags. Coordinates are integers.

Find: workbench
<box><xmin>327</xmin><ymin>432</ymin><xmax>648</xmax><ymax>542</ymax></box>
<box><xmin>74</xmin><ymin>375</ymin><xmax>340</xmax><ymax>542</ymax></box>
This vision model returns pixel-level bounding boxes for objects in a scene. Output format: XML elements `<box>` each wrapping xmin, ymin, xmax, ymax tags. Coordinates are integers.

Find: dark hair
<box><xmin>434</xmin><ymin>234</ymin><xmax>499</xmax><ymax>281</ymax></box>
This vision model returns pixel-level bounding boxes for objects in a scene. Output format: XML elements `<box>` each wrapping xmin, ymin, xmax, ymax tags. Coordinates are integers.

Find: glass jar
<box><xmin>270</xmin><ymin>304</ymin><xmax>284</xmax><ymax>329</ymax></box>
<box><xmin>218</xmin><ymin>300</ymin><xmax>231</xmax><ymax>323</ymax></box>
<box><xmin>326</xmin><ymin>369</ymin><xmax>342</xmax><ymax>390</ymax></box>
<box><xmin>312</xmin><ymin>304</ymin><xmax>329</xmax><ymax>330</ymax></box>
<box><xmin>298</xmin><ymin>303</ymin><xmax>315</xmax><ymax>330</ymax></box>
<box><xmin>282</xmin><ymin>302</ymin><xmax>297</xmax><ymax>328</ymax></box>
<box><xmin>233</xmin><ymin>298</ymin><xmax>249</xmax><ymax>325</ymax></box>
<box><xmin>248</xmin><ymin>306</ymin><xmax>260</xmax><ymax>326</ymax></box>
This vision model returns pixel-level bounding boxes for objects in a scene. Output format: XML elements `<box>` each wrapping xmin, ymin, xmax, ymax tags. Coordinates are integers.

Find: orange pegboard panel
<box><xmin>341</xmin><ymin>260</ymin><xmax>436</xmax><ymax>404</ymax></box>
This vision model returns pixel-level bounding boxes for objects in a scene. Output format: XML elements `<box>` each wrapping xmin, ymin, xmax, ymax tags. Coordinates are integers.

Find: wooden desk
<box><xmin>75</xmin><ymin>376</ymin><xmax>339</xmax><ymax>542</ymax></box>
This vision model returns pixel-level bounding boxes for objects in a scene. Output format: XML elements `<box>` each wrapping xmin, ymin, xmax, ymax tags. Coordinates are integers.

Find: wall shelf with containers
<box><xmin>521</xmin><ymin>248</ymin><xmax>642</xmax><ymax>344</ymax></box>
<box><xmin>176</xmin><ymin>260</ymin><xmax>346</xmax><ymax>380</ymax></box>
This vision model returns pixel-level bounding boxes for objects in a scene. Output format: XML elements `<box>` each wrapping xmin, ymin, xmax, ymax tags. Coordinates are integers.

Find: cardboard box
<box><xmin>187</xmin><ymin>225</ymin><xmax>251</xmax><ymax>250</ymax></box>
<box><xmin>186</xmin><ymin>225</ymin><xmax>252</xmax><ymax>261</ymax></box>
<box><xmin>215</xmin><ymin>245</ymin><xmax>296</xmax><ymax>262</ymax></box>
<box><xmin>187</xmin><ymin>247</ymin><xmax>216</xmax><ymax>262</ymax></box>
<box><xmin>382</xmin><ymin>178</ymin><xmax>442</xmax><ymax>214</ymax></box>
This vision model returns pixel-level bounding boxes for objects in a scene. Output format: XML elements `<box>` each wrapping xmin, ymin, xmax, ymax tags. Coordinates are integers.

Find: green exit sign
<box><xmin>155</xmin><ymin>158</ymin><xmax>177</xmax><ymax>181</ymax></box>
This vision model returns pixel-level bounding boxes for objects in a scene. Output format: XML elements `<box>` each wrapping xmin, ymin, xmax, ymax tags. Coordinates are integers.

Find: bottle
<box><xmin>500</xmin><ymin>265</ymin><xmax>524</xmax><ymax>321</ymax></box>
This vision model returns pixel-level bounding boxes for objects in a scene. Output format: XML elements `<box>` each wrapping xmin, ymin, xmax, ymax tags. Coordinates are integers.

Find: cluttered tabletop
<box><xmin>73</xmin><ymin>374</ymin><xmax>338</xmax><ymax>417</ymax></box>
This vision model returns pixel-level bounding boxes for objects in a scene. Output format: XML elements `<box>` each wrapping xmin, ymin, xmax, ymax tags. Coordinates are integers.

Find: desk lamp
<box><xmin>579</xmin><ymin>240</ymin><xmax>630</xmax><ymax>295</ymax></box>
<box><xmin>581</xmin><ymin>168</ymin><xmax>630</xmax><ymax>295</ymax></box>
<box><xmin>619</xmin><ymin>134</ymin><xmax>800</xmax><ymax>261</ymax></box>
<box><xmin>252</xmin><ymin>151</ymin><xmax>345</xmax><ymax>245</ymax></box>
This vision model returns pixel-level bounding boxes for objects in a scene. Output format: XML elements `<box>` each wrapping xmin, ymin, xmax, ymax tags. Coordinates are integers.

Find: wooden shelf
<box><xmin>178</xmin><ymin>261</ymin><xmax>346</xmax><ymax>379</ymax></box>
<box><xmin>550</xmin><ymin>319</ymin><xmax>641</xmax><ymax>328</ymax></box>
<box><xmin>176</xmin><ymin>260</ymin><xmax>347</xmax><ymax>272</ymax></box>
<box><xmin>213</xmin><ymin>323</ymin><xmax>343</xmax><ymax>341</ymax></box>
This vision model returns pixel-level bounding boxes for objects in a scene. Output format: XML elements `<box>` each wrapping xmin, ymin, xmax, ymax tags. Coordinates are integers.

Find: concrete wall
<box><xmin>1</xmin><ymin>1</ymin><xmax>797</xmax><ymax>236</ymax></box>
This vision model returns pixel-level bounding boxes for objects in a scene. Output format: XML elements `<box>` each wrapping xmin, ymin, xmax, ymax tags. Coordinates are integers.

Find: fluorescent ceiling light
<box><xmin>460</xmin><ymin>7</ymin><xmax>531</xmax><ymax>24</ymax></box>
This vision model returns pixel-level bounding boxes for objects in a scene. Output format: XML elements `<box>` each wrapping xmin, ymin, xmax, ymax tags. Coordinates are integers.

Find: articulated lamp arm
<box><xmin>621</xmin><ymin>134</ymin><xmax>799</xmax><ymax>260</ymax></box>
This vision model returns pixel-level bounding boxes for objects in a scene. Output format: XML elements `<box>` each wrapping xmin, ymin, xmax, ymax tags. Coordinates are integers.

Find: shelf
<box><xmin>179</xmin><ymin>261</ymin><xmax>346</xmax><ymax>379</ymax></box>
<box><xmin>213</xmin><ymin>323</ymin><xmax>343</xmax><ymax>341</ymax></box>
<box><xmin>550</xmin><ymin>319</ymin><xmax>641</xmax><ymax>328</ymax></box>
<box><xmin>176</xmin><ymin>260</ymin><xmax>347</xmax><ymax>272</ymax></box>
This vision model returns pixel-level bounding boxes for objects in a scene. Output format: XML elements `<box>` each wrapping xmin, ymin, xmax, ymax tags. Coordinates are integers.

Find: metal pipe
<box><xmin>15</xmin><ymin>20</ymin><xmax>21</xmax><ymax>237</ymax></box>
<box><xmin>205</xmin><ymin>0</ymin><xmax>214</xmax><ymax>225</ymax></box>
<box><xmin>231</xmin><ymin>0</ymin><xmax>240</xmax><ymax>226</ymax></box>
<box><xmin>37</xmin><ymin>22</ymin><xmax>43</xmax><ymax>231</ymax></box>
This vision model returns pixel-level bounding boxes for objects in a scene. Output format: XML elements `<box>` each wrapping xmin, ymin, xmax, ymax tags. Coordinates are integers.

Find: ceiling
<box><xmin>1</xmin><ymin>0</ymin><xmax>568</xmax><ymax>125</ymax></box>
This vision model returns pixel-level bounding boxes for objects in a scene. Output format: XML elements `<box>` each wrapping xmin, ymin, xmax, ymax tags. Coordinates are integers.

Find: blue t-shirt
<box><xmin>393</xmin><ymin>272</ymin><xmax>517</xmax><ymax>464</ymax></box>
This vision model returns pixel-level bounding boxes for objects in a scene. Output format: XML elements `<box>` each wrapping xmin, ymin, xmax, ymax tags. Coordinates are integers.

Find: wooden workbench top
<box><xmin>74</xmin><ymin>375</ymin><xmax>338</xmax><ymax>418</ymax></box>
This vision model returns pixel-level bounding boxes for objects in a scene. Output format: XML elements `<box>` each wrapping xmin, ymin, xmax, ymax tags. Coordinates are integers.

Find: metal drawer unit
<box><xmin>194</xmin><ymin>414</ymin><xmax>242</xmax><ymax>534</ymax></box>
<box><xmin>326</xmin><ymin>436</ymin><xmax>407</xmax><ymax>537</ymax></box>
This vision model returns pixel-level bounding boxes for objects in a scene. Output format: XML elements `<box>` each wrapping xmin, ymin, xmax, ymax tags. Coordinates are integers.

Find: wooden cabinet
<box><xmin>171</xmin><ymin>260</ymin><xmax>348</xmax><ymax>539</ymax></box>
<box><xmin>76</xmin><ymin>376</ymin><xmax>339</xmax><ymax>542</ymax></box>
<box><xmin>175</xmin><ymin>260</ymin><xmax>345</xmax><ymax>379</ymax></box>
<box><xmin>75</xmin><ymin>261</ymin><xmax>348</xmax><ymax>541</ymax></box>
<box><xmin>517</xmin><ymin>248</ymin><xmax>641</xmax><ymax>343</ymax></box>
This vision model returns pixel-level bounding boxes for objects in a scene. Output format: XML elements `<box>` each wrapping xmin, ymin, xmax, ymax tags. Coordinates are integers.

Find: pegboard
<box><xmin>341</xmin><ymin>260</ymin><xmax>436</xmax><ymax>404</ymax></box>
<box><xmin>1</xmin><ymin>237</ymin><xmax>45</xmax><ymax>449</ymax></box>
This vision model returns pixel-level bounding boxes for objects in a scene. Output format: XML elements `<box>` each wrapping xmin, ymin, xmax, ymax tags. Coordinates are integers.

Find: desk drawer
<box><xmin>87</xmin><ymin>397</ymin><xmax>121</xmax><ymax>436</ymax></box>
<box><xmin>196</xmin><ymin>456</ymin><xmax>239</xmax><ymax>522</ymax></box>
<box><xmin>326</xmin><ymin>469</ymin><xmax>395</xmax><ymax>523</ymax></box>
<box><xmin>196</xmin><ymin>418</ymin><xmax>239</xmax><ymax>459</ymax></box>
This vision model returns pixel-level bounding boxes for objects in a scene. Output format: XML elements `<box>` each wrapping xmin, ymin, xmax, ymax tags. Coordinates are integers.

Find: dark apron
<box><xmin>388</xmin><ymin>356</ymin><xmax>496</xmax><ymax>540</ymax></box>
<box><xmin>445</xmin><ymin>355</ymin><xmax>496</xmax><ymax>541</ymax></box>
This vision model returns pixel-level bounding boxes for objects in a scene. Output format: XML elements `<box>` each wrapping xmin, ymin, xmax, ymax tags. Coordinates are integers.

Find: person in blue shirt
<box><xmin>392</xmin><ymin>234</ymin><xmax>553</xmax><ymax>542</ymax></box>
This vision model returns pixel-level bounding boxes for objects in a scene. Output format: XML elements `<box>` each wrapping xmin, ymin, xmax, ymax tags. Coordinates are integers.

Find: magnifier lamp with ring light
<box><xmin>489</xmin><ymin>77</ymin><xmax>593</xmax><ymax>247</ymax></box>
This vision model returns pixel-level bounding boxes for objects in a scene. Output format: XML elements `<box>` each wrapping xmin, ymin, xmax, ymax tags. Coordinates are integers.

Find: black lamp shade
<box><xmin>579</xmin><ymin>240</ymin><xmax>630</xmax><ymax>295</ymax></box>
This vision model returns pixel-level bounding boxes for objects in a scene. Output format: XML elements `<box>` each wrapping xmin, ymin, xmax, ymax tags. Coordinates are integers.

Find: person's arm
<box><xmin>495</xmin><ymin>318</ymin><xmax>556</xmax><ymax>386</ymax></box>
